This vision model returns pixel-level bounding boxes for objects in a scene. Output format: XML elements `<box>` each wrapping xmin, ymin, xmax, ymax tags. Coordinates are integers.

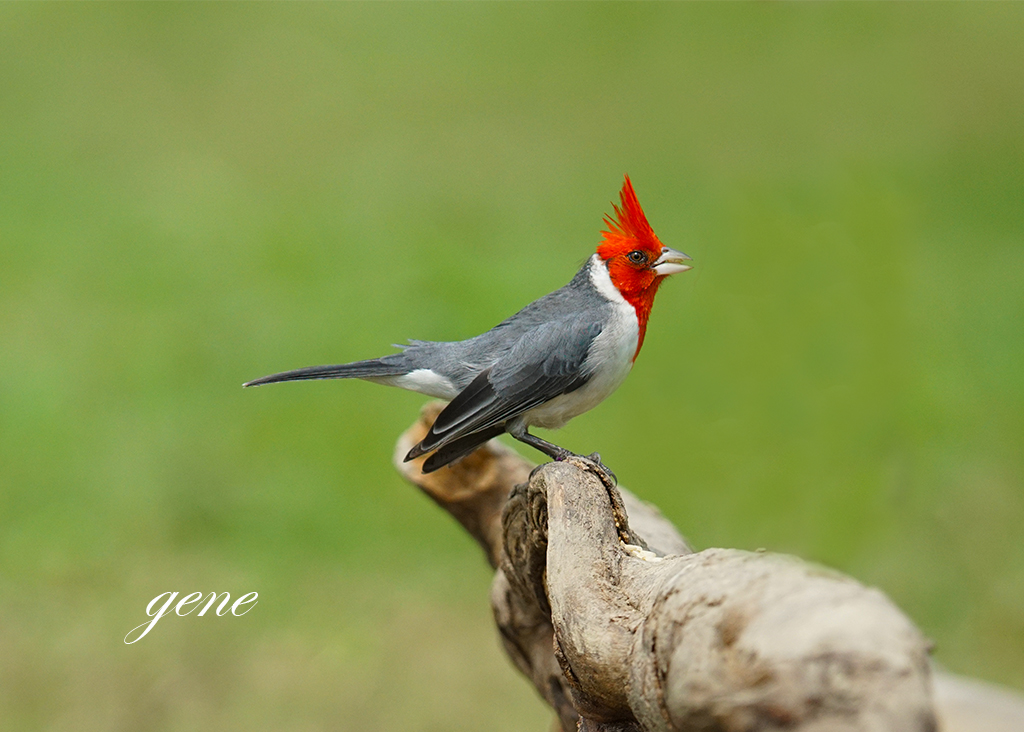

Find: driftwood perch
<box><xmin>394</xmin><ymin>403</ymin><xmax>1024</xmax><ymax>732</ymax></box>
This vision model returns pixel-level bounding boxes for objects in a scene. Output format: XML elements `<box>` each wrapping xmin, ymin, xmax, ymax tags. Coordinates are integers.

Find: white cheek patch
<box><xmin>588</xmin><ymin>254</ymin><xmax>630</xmax><ymax>306</ymax></box>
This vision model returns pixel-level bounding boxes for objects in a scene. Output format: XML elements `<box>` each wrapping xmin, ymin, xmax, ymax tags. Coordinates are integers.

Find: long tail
<box><xmin>243</xmin><ymin>359</ymin><xmax>404</xmax><ymax>387</ymax></box>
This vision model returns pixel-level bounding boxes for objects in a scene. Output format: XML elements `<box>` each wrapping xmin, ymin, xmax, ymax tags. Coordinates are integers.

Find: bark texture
<box><xmin>394</xmin><ymin>403</ymin><xmax>1024</xmax><ymax>732</ymax></box>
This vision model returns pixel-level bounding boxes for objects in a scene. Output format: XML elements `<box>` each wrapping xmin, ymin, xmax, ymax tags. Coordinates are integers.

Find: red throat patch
<box><xmin>596</xmin><ymin>176</ymin><xmax>667</xmax><ymax>359</ymax></box>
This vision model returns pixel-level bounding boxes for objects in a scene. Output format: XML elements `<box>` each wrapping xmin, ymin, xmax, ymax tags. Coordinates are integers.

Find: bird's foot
<box><xmin>545</xmin><ymin>446</ymin><xmax>616</xmax><ymax>487</ymax></box>
<box><xmin>586</xmin><ymin>452</ymin><xmax>618</xmax><ymax>487</ymax></box>
<box><xmin>552</xmin><ymin>448</ymin><xmax>574</xmax><ymax>463</ymax></box>
<box><xmin>561</xmin><ymin>452</ymin><xmax>617</xmax><ymax>487</ymax></box>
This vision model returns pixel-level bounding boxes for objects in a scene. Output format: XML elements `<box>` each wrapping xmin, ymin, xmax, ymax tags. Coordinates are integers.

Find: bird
<box><xmin>245</xmin><ymin>175</ymin><xmax>692</xmax><ymax>475</ymax></box>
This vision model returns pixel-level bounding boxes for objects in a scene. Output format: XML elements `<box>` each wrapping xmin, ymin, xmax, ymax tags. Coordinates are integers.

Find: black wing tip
<box><xmin>405</xmin><ymin>441</ymin><xmax>446</xmax><ymax>473</ymax></box>
<box><xmin>404</xmin><ymin>442</ymin><xmax>428</xmax><ymax>462</ymax></box>
<box><xmin>420</xmin><ymin>455</ymin><xmax>445</xmax><ymax>474</ymax></box>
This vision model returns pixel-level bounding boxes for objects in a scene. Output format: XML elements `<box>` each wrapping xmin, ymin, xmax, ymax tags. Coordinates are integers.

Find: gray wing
<box><xmin>406</xmin><ymin>317</ymin><xmax>602</xmax><ymax>460</ymax></box>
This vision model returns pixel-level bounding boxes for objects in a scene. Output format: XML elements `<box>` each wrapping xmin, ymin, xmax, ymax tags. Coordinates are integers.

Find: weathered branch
<box><xmin>394</xmin><ymin>403</ymin><xmax>1024</xmax><ymax>732</ymax></box>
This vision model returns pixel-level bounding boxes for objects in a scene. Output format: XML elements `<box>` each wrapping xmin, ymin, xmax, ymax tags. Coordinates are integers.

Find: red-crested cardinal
<box><xmin>245</xmin><ymin>176</ymin><xmax>692</xmax><ymax>474</ymax></box>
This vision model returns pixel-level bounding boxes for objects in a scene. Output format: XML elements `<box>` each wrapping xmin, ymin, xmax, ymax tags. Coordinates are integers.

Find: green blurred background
<box><xmin>2</xmin><ymin>4</ymin><xmax>1022</xmax><ymax>730</ymax></box>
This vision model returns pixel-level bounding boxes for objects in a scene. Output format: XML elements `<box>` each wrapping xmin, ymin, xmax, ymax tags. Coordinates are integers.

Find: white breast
<box><xmin>517</xmin><ymin>256</ymin><xmax>639</xmax><ymax>430</ymax></box>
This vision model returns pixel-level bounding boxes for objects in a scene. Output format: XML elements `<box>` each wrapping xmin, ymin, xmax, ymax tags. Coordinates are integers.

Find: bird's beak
<box><xmin>652</xmin><ymin>247</ymin><xmax>693</xmax><ymax>276</ymax></box>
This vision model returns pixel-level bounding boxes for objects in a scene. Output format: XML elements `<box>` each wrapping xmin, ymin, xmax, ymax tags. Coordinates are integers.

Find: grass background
<box><xmin>2</xmin><ymin>4</ymin><xmax>1022</xmax><ymax>730</ymax></box>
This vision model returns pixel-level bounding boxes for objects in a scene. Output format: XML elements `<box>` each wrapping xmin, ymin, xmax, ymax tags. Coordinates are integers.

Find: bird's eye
<box><xmin>627</xmin><ymin>250</ymin><xmax>648</xmax><ymax>265</ymax></box>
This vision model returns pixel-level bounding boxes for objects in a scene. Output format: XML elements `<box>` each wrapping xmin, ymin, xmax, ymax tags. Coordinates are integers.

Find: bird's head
<box><xmin>597</xmin><ymin>175</ymin><xmax>692</xmax><ymax>307</ymax></box>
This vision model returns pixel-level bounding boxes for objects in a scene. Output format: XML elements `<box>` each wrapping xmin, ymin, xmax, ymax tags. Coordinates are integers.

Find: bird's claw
<box><xmin>582</xmin><ymin>452</ymin><xmax>618</xmax><ymax>487</ymax></box>
<box><xmin>545</xmin><ymin>448</ymin><xmax>617</xmax><ymax>487</ymax></box>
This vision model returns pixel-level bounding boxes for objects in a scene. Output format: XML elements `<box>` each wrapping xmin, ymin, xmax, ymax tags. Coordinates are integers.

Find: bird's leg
<box><xmin>512</xmin><ymin>430</ymin><xmax>617</xmax><ymax>487</ymax></box>
<box><xmin>512</xmin><ymin>430</ymin><xmax>573</xmax><ymax>461</ymax></box>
